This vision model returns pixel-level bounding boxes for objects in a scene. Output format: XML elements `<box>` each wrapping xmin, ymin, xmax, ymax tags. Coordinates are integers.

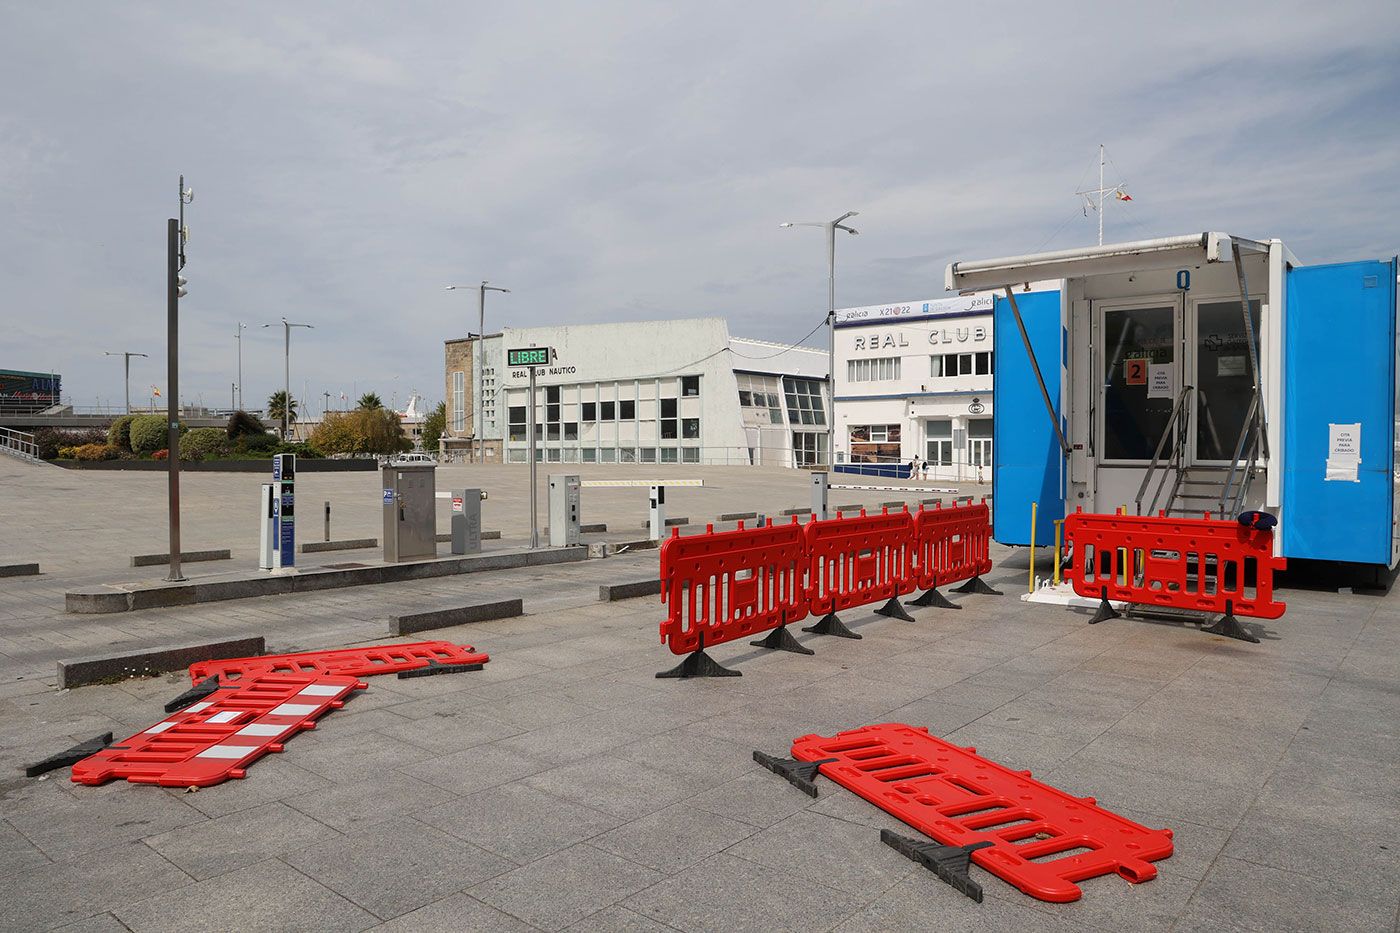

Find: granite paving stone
<box><xmin>420</xmin><ymin>780</ymin><xmax>624</xmax><ymax>865</ymax></box>
<box><xmin>588</xmin><ymin>802</ymin><xmax>758</xmax><ymax>872</ymax></box>
<box><xmin>144</xmin><ymin>800</ymin><xmax>343</xmax><ymax>880</ymax></box>
<box><xmin>370</xmin><ymin>892</ymin><xmax>541</xmax><ymax>932</ymax></box>
<box><xmin>471</xmin><ymin>843</ymin><xmax>665</xmax><ymax>931</ymax></box>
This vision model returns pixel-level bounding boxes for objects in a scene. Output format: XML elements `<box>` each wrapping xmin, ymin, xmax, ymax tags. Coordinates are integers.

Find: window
<box><xmin>546</xmin><ymin>385</ymin><xmax>560</xmax><ymax>403</ymax></box>
<box><xmin>932</xmin><ymin>352</ymin><xmax>993</xmax><ymax>378</ymax></box>
<box><xmin>620</xmin><ymin>400</ymin><xmax>636</xmax><ymax>419</ymax></box>
<box><xmin>738</xmin><ymin>374</ymin><xmax>786</xmax><ymax>425</ymax></box>
<box><xmin>849</xmin><ymin>424</ymin><xmax>901</xmax><ymax>463</ymax></box>
<box><xmin>601</xmin><ymin>401</ymin><xmax>616</xmax><ymax>420</ymax></box>
<box><xmin>738</xmin><ymin>390</ymin><xmax>752</xmax><ymax>406</ymax></box>
<box><xmin>507</xmin><ymin>448</ymin><xmax>526</xmax><ymax>463</ymax></box>
<box><xmin>682</xmin><ymin>375</ymin><xmax>700</xmax><ymax>396</ymax></box>
<box><xmin>582</xmin><ymin>402</ymin><xmax>596</xmax><ymax>421</ymax></box>
<box><xmin>967</xmin><ymin>419</ymin><xmax>993</xmax><ymax>467</ymax></box>
<box><xmin>582</xmin><ymin>448</ymin><xmax>597</xmax><ymax>462</ymax></box>
<box><xmin>847</xmin><ymin>357</ymin><xmax>901</xmax><ymax>382</ymax></box>
<box><xmin>682</xmin><ymin>418</ymin><xmax>700</xmax><ymax>439</ymax></box>
<box><xmin>661</xmin><ymin>419</ymin><xmax>677</xmax><ymax>439</ymax></box>
<box><xmin>546</xmin><ymin>403</ymin><xmax>560</xmax><ymax>422</ymax></box>
<box><xmin>452</xmin><ymin>371</ymin><xmax>466</xmax><ymax>432</ymax></box>
<box><xmin>546</xmin><ymin>448</ymin><xmax>561</xmax><ymax>462</ymax></box>
<box><xmin>547</xmin><ymin>424</ymin><xmax>560</xmax><ymax>440</ymax></box>
<box><xmin>599</xmin><ymin>447</ymin><xmax>616</xmax><ymax>462</ymax></box>
<box><xmin>619</xmin><ymin>446</ymin><xmax>636</xmax><ymax>463</ymax></box>
<box><xmin>926</xmin><ymin>420</ymin><xmax>953</xmax><ymax>466</ymax></box>
<box><xmin>563</xmin><ymin>448</ymin><xmax>579</xmax><ymax>462</ymax></box>
<box><xmin>508</xmin><ymin>405</ymin><xmax>526</xmax><ymax>442</ymax></box>
<box><xmin>661</xmin><ymin>448</ymin><xmax>678</xmax><ymax>463</ymax></box>
<box><xmin>783</xmin><ymin>377</ymin><xmax>826</xmax><ymax>427</ymax></box>
<box><xmin>682</xmin><ymin>448</ymin><xmax>700</xmax><ymax>463</ymax></box>
<box><xmin>792</xmin><ymin>431</ymin><xmax>826</xmax><ymax>469</ymax></box>
<box><xmin>640</xmin><ymin>448</ymin><xmax>657</xmax><ymax>463</ymax></box>
<box><xmin>660</xmin><ymin>398</ymin><xmax>677</xmax><ymax>418</ymax></box>
<box><xmin>564</xmin><ymin>422</ymin><xmax>578</xmax><ymax>440</ymax></box>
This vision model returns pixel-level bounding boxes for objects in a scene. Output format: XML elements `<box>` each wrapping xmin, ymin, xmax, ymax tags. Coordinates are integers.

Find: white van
<box><xmin>391</xmin><ymin>452</ymin><xmax>436</xmax><ymax>466</ymax></box>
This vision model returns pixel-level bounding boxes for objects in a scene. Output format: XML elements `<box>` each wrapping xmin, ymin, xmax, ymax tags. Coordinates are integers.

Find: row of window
<box><xmin>506</xmin><ymin>415</ymin><xmax>700</xmax><ymax>442</ymax></box>
<box><xmin>507</xmin><ymin>447</ymin><xmax>703</xmax><ymax>464</ymax></box>
<box><xmin>848</xmin><ymin>357</ymin><xmax>901</xmax><ymax>382</ymax></box>
<box><xmin>848</xmin><ymin>420</ymin><xmax>992</xmax><ymax>466</ymax></box>
<box><xmin>846</xmin><ymin>353</ymin><xmax>995</xmax><ymax>382</ymax></box>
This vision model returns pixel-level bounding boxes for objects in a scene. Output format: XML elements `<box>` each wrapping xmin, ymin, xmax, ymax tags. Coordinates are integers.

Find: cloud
<box><xmin>2</xmin><ymin>0</ymin><xmax>1398</xmax><ymax>413</ymax></box>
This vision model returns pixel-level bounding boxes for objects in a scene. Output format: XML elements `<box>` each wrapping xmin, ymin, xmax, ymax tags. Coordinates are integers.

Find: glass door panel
<box><xmin>1101</xmin><ymin>305</ymin><xmax>1178</xmax><ymax>461</ymax></box>
<box><xmin>1194</xmin><ymin>299</ymin><xmax>1261</xmax><ymax>462</ymax></box>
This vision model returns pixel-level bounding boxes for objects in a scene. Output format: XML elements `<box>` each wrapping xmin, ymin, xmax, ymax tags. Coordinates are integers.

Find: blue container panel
<box><xmin>992</xmin><ymin>290</ymin><xmax>1064</xmax><ymax>546</ymax></box>
<box><xmin>834</xmin><ymin>462</ymin><xmax>907</xmax><ymax>479</ymax></box>
<box><xmin>1283</xmin><ymin>259</ymin><xmax>1397</xmax><ymax>565</ymax></box>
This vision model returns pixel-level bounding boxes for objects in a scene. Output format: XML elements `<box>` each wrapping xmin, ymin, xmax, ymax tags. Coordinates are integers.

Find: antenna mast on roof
<box><xmin>1075</xmin><ymin>144</ymin><xmax>1132</xmax><ymax>245</ymax></box>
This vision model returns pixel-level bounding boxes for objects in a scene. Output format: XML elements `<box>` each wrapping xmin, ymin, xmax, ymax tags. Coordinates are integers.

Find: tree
<box><xmin>309</xmin><ymin>408</ymin><xmax>412</xmax><ymax>456</ymax></box>
<box><xmin>421</xmin><ymin>401</ymin><xmax>446</xmax><ymax>453</ymax></box>
<box><xmin>268</xmin><ymin>391</ymin><xmax>298</xmax><ymax>424</ymax></box>
<box><xmin>226</xmin><ymin>410</ymin><xmax>267</xmax><ymax>439</ymax></box>
<box><xmin>357</xmin><ymin>392</ymin><xmax>383</xmax><ymax>410</ymax></box>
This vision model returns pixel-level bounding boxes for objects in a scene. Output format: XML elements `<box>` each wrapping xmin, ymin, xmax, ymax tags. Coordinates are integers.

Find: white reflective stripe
<box><xmin>196</xmin><ymin>744</ymin><xmax>253</xmax><ymax>759</ymax></box>
<box><xmin>235</xmin><ymin>724</ymin><xmax>284</xmax><ymax>737</ymax></box>
<box><xmin>206</xmin><ymin>711</ymin><xmax>240</xmax><ymax>724</ymax></box>
<box><xmin>297</xmin><ymin>684</ymin><xmax>342</xmax><ymax>696</ymax></box>
<box><xmin>185</xmin><ymin>702</ymin><xmax>213</xmax><ymax>713</ymax></box>
<box><xmin>269</xmin><ymin>703</ymin><xmax>317</xmax><ymax>717</ymax></box>
<box><xmin>145</xmin><ymin>721</ymin><xmax>176</xmax><ymax>734</ymax></box>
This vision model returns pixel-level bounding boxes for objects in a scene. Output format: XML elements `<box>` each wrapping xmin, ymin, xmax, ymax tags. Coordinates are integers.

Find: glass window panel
<box><xmin>1195</xmin><ymin>300</ymin><xmax>1262</xmax><ymax>461</ymax></box>
<box><xmin>682</xmin><ymin>448</ymin><xmax>700</xmax><ymax>463</ymax></box>
<box><xmin>681</xmin><ymin>375</ymin><xmax>699</xmax><ymax>396</ymax></box>
<box><xmin>661</xmin><ymin>398</ymin><xmax>677</xmax><ymax>418</ymax></box>
<box><xmin>639</xmin><ymin>448</ymin><xmax>656</xmax><ymax>462</ymax></box>
<box><xmin>682</xmin><ymin>418</ymin><xmax>699</xmax><ymax>438</ymax></box>
<box><xmin>601</xmin><ymin>401</ymin><xmax>616</xmax><ymax>420</ymax></box>
<box><xmin>582</xmin><ymin>448</ymin><xmax>597</xmax><ymax>462</ymax></box>
<box><xmin>564</xmin><ymin>422</ymin><xmax>578</xmax><ymax>440</ymax></box>
<box><xmin>661</xmin><ymin>420</ymin><xmax>678</xmax><ymax>439</ymax></box>
<box><xmin>599</xmin><ymin>447</ymin><xmax>616</xmax><ymax>462</ymax></box>
<box><xmin>620</xmin><ymin>400</ymin><xmax>636</xmax><ymax>419</ymax></box>
<box><xmin>660</xmin><ymin>448</ymin><xmax>678</xmax><ymax>463</ymax></box>
<box><xmin>1103</xmin><ymin>305</ymin><xmax>1176</xmax><ymax>460</ymax></box>
<box><xmin>582</xmin><ymin>402</ymin><xmax>596</xmax><ymax>421</ymax></box>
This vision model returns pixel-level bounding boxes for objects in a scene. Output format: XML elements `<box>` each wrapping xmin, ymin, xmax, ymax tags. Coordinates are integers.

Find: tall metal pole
<box><xmin>527</xmin><ymin>365</ymin><xmax>538</xmax><ymax>548</ymax></box>
<box><xmin>165</xmin><ymin>218</ymin><xmax>184</xmax><ymax>582</ymax></box>
<box><xmin>236</xmin><ymin>323</ymin><xmax>245</xmax><ymax>410</ymax></box>
<box><xmin>283</xmin><ymin>321</ymin><xmax>291</xmax><ymax>440</ymax></box>
<box><xmin>826</xmin><ymin>222</ymin><xmax>836</xmax><ymax>469</ymax></box>
<box><xmin>124</xmin><ymin>355</ymin><xmax>131</xmax><ymax>414</ymax></box>
<box><xmin>1098</xmin><ymin>144</ymin><xmax>1105</xmax><ymax>246</ymax></box>
<box><xmin>477</xmin><ymin>284</ymin><xmax>485</xmax><ymax>463</ymax></box>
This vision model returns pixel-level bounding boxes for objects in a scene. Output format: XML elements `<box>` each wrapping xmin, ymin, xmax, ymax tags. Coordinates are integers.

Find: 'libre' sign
<box><xmin>506</xmin><ymin>347</ymin><xmax>552</xmax><ymax>367</ymax></box>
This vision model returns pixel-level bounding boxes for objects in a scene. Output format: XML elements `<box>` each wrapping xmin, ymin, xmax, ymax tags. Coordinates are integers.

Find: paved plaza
<box><xmin>1</xmin><ymin>457</ymin><xmax>1398</xmax><ymax>932</ymax></box>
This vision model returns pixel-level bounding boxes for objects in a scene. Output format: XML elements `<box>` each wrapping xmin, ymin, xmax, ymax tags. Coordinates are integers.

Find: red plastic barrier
<box><xmin>804</xmin><ymin>509</ymin><xmax>916</xmax><ymax>616</ymax></box>
<box><xmin>911</xmin><ymin>500</ymin><xmax>992</xmax><ymax>590</ymax></box>
<box><xmin>791</xmin><ymin>723</ymin><xmax>1174</xmax><ymax>903</ymax></box>
<box><xmin>189</xmin><ymin>641</ymin><xmax>490</xmax><ymax>682</ymax></box>
<box><xmin>659</xmin><ymin>520</ymin><xmax>808</xmax><ymax>655</ymax></box>
<box><xmin>1064</xmin><ymin>510</ymin><xmax>1286</xmax><ymax>619</ymax></box>
<box><xmin>72</xmin><ymin>673</ymin><xmax>361</xmax><ymax>788</ymax></box>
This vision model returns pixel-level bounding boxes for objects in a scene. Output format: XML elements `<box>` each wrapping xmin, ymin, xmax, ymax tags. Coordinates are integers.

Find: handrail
<box><xmin>1218</xmin><ymin>392</ymin><xmax>1260</xmax><ymax>516</ymax></box>
<box><xmin>0</xmin><ymin>426</ymin><xmax>39</xmax><ymax>461</ymax></box>
<box><xmin>1135</xmin><ymin>385</ymin><xmax>1193</xmax><ymax>515</ymax></box>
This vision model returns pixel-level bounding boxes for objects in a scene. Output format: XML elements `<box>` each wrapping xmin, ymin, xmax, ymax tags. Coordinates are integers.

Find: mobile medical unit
<box><xmin>945</xmin><ymin>232</ymin><xmax>1399</xmax><ymax>578</ymax></box>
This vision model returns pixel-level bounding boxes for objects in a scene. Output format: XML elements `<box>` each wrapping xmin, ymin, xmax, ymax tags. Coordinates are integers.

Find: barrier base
<box><xmin>874</xmin><ymin>597</ymin><xmax>916</xmax><ymax>622</ymax></box>
<box><xmin>397</xmin><ymin>659</ymin><xmax>487</xmax><ymax>679</ymax></box>
<box><xmin>881</xmin><ymin>830</ymin><xmax>994</xmax><ymax>903</ymax></box>
<box><xmin>24</xmin><ymin>733</ymin><xmax>114</xmax><ymax>778</ymax></box>
<box><xmin>1203</xmin><ymin>601</ymin><xmax>1261</xmax><ymax>644</ymax></box>
<box><xmin>164</xmin><ymin>675</ymin><xmax>220</xmax><ymax>713</ymax></box>
<box><xmin>911</xmin><ymin>587</ymin><xmax>961</xmax><ymax>610</ymax></box>
<box><xmin>753</xmin><ymin>750</ymin><xmax>836</xmax><ymax>797</ymax></box>
<box><xmin>802</xmin><ymin>612</ymin><xmax>862</xmax><ymax>640</ymax></box>
<box><xmin>951</xmin><ymin>575</ymin><xmax>1002</xmax><ymax>596</ymax></box>
<box><xmin>1089</xmin><ymin>588</ymin><xmax>1121</xmax><ymax>624</ymax></box>
<box><xmin>750</xmin><ymin>624</ymin><xmax>814</xmax><ymax>655</ymax></box>
<box><xmin>656</xmin><ymin>635</ymin><xmax>742</xmax><ymax>678</ymax></box>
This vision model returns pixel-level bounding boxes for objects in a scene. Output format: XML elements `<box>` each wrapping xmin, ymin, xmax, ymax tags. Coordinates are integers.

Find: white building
<box><xmin>444</xmin><ymin>317</ymin><xmax>831</xmax><ymax>467</ymax></box>
<box><xmin>834</xmin><ymin>293</ymin><xmax>998</xmax><ymax>481</ymax></box>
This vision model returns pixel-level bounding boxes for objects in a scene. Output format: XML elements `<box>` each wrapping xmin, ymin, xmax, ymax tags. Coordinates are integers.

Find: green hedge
<box><xmin>180</xmin><ymin>427</ymin><xmax>229</xmax><ymax>460</ymax></box>
<box><xmin>107</xmin><ymin>415</ymin><xmax>137</xmax><ymax>451</ymax></box>
<box><xmin>129</xmin><ymin>415</ymin><xmax>168</xmax><ymax>454</ymax></box>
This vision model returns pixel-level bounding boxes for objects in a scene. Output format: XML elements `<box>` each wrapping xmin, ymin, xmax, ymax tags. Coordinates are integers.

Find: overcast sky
<box><xmin>4</xmin><ymin>1</ymin><xmax>1399</xmax><ymax>415</ymax></box>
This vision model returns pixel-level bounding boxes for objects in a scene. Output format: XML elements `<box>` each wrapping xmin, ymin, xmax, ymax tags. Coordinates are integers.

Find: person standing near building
<box><xmin>908</xmin><ymin>457</ymin><xmax>918</xmax><ymax>480</ymax></box>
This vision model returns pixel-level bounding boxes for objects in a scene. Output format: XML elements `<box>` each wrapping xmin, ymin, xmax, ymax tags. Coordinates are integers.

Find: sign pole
<box><xmin>527</xmin><ymin>365</ymin><xmax>538</xmax><ymax>549</ymax></box>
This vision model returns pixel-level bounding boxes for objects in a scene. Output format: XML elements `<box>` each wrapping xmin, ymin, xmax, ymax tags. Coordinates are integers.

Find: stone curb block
<box><xmin>598</xmin><ymin>579</ymin><xmax>662</xmax><ymax>601</ymax></box>
<box><xmin>639</xmin><ymin>517</ymin><xmax>689</xmax><ymax>528</ymax></box>
<box><xmin>0</xmin><ymin>563</ymin><xmax>40</xmax><ymax>577</ymax></box>
<box><xmin>435</xmin><ymin>531</ymin><xmax>502</xmax><ymax>542</ymax></box>
<box><xmin>390</xmin><ymin>598</ymin><xmax>523</xmax><ymax>636</ymax></box>
<box><xmin>611</xmin><ymin>539</ymin><xmax>660</xmax><ymax>551</ymax></box>
<box><xmin>717</xmin><ymin>512</ymin><xmax>757</xmax><ymax>522</ymax></box>
<box><xmin>130</xmin><ymin>549</ymin><xmax>232</xmax><ymax>568</ymax></box>
<box><xmin>58</xmin><ymin>636</ymin><xmax>265</xmax><ymax>689</ymax></box>
<box><xmin>301</xmin><ymin>538</ymin><xmax>378</xmax><ymax>553</ymax></box>
<box><xmin>780</xmin><ymin>508</ymin><xmax>811</xmax><ymax>516</ymax></box>
<box><xmin>880</xmin><ymin>500</ymin><xmax>908</xmax><ymax>509</ymax></box>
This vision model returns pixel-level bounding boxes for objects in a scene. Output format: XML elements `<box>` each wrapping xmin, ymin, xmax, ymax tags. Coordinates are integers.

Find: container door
<box><xmin>1283</xmin><ymin>259</ymin><xmax>1397</xmax><ymax>565</ymax></box>
<box><xmin>992</xmin><ymin>289</ymin><xmax>1064</xmax><ymax>545</ymax></box>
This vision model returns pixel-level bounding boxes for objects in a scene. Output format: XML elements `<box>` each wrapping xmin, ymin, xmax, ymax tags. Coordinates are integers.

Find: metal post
<box><xmin>324</xmin><ymin>500</ymin><xmax>330</xmax><ymax>542</ymax></box>
<box><xmin>826</xmin><ymin>222</ymin><xmax>836</xmax><ymax>469</ymax></box>
<box><xmin>527</xmin><ymin>365</ymin><xmax>538</xmax><ymax>548</ymax></box>
<box><xmin>477</xmin><ymin>284</ymin><xmax>485</xmax><ymax>464</ymax></box>
<box><xmin>282</xmin><ymin>321</ymin><xmax>290</xmax><ymax>440</ymax></box>
<box><xmin>165</xmin><ymin>218</ymin><xmax>184</xmax><ymax>582</ymax></box>
<box><xmin>123</xmin><ymin>354</ymin><xmax>131</xmax><ymax>414</ymax></box>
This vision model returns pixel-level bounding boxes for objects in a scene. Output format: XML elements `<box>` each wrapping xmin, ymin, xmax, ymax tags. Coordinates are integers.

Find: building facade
<box><xmin>834</xmin><ymin>293</ymin><xmax>997</xmax><ymax>481</ymax></box>
<box><xmin>443</xmin><ymin>317</ymin><xmax>830</xmax><ymax>467</ymax></box>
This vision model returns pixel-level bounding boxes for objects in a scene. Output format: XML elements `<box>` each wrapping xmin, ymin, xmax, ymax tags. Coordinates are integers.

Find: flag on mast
<box><xmin>1115</xmin><ymin>189</ymin><xmax>1133</xmax><ymax>201</ymax></box>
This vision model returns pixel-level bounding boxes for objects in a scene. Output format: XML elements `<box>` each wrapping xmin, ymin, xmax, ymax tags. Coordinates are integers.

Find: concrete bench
<box><xmin>130</xmin><ymin>549</ymin><xmax>232</xmax><ymax>568</ymax></box>
<box><xmin>390</xmin><ymin>598</ymin><xmax>523</xmax><ymax>636</ymax></box>
<box><xmin>598</xmin><ymin>579</ymin><xmax>663</xmax><ymax>601</ymax></box>
<box><xmin>301</xmin><ymin>538</ymin><xmax>378</xmax><ymax>554</ymax></box>
<box><xmin>0</xmin><ymin>563</ymin><xmax>39</xmax><ymax>577</ymax></box>
<box><xmin>58</xmin><ymin>636</ymin><xmax>265</xmax><ymax>689</ymax></box>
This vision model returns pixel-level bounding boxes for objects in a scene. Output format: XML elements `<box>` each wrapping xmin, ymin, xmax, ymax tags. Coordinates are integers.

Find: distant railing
<box><xmin>0</xmin><ymin>398</ymin><xmax>267</xmax><ymax>419</ymax></box>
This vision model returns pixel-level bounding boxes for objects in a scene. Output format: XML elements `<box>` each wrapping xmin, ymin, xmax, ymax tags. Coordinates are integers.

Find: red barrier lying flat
<box><xmin>912</xmin><ymin>500</ymin><xmax>993</xmax><ymax>591</ymax></box>
<box><xmin>72</xmin><ymin>672</ymin><xmax>361</xmax><ymax>788</ymax></box>
<box><xmin>791</xmin><ymin>723</ymin><xmax>1173</xmax><ymax>903</ymax></box>
<box><xmin>1064</xmin><ymin>510</ymin><xmax>1286</xmax><ymax>619</ymax></box>
<box><xmin>188</xmin><ymin>641</ymin><xmax>489</xmax><ymax>682</ymax></box>
<box><xmin>659</xmin><ymin>520</ymin><xmax>808</xmax><ymax>655</ymax></box>
<box><xmin>805</xmin><ymin>509</ymin><xmax>916</xmax><ymax>617</ymax></box>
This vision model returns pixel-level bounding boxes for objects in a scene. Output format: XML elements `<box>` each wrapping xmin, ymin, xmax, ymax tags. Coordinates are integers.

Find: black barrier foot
<box><xmin>881</xmin><ymin>829</ymin><xmax>994</xmax><ymax>903</ymax></box>
<box><xmin>656</xmin><ymin>633</ymin><xmax>742</xmax><ymax>678</ymax></box>
<box><xmin>951</xmin><ymin>575</ymin><xmax>1002</xmax><ymax>596</ymax></box>
<box><xmin>874</xmin><ymin>597</ymin><xmax>916</xmax><ymax>622</ymax></box>
<box><xmin>910</xmin><ymin>587</ymin><xmax>961</xmax><ymax>610</ymax></box>
<box><xmin>802</xmin><ymin>612</ymin><xmax>862</xmax><ymax>639</ymax></box>
<box><xmin>24</xmin><ymin>733</ymin><xmax>114</xmax><ymax>778</ymax></box>
<box><xmin>1203</xmin><ymin>600</ymin><xmax>1261</xmax><ymax>644</ymax></box>
<box><xmin>1089</xmin><ymin>587</ymin><xmax>1121</xmax><ymax>625</ymax></box>
<box><xmin>164</xmin><ymin>675</ymin><xmax>220</xmax><ymax>713</ymax></box>
<box><xmin>753</xmin><ymin>751</ymin><xmax>836</xmax><ymax>797</ymax></box>
<box><xmin>750</xmin><ymin>624</ymin><xmax>814</xmax><ymax>655</ymax></box>
<box><xmin>397</xmin><ymin>659</ymin><xmax>487</xmax><ymax>679</ymax></box>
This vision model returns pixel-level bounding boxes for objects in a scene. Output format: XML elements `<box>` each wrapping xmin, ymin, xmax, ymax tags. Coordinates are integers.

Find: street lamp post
<box><xmin>103</xmin><ymin>351</ymin><xmax>148</xmax><ymax>414</ymax></box>
<box><xmin>235</xmin><ymin>322</ymin><xmax>247</xmax><ymax>410</ymax></box>
<box><xmin>446</xmin><ymin>281</ymin><xmax>510</xmax><ymax>463</ymax></box>
<box><xmin>781</xmin><ymin>211</ymin><xmax>859</xmax><ymax>468</ymax></box>
<box><xmin>262</xmin><ymin>318</ymin><xmax>314</xmax><ymax>440</ymax></box>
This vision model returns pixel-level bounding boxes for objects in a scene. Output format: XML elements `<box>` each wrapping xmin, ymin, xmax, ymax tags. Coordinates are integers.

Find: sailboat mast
<box><xmin>1098</xmin><ymin>143</ymin><xmax>1105</xmax><ymax>246</ymax></box>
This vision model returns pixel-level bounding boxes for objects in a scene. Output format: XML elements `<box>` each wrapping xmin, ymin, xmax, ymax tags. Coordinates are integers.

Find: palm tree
<box><xmin>267</xmin><ymin>390</ymin><xmax>298</xmax><ymax>425</ymax></box>
<box><xmin>357</xmin><ymin>392</ymin><xmax>383</xmax><ymax>410</ymax></box>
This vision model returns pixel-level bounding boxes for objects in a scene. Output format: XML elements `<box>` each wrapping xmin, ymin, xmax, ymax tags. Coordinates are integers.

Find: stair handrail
<box><xmin>1218</xmin><ymin>391</ymin><xmax>1261</xmax><ymax>517</ymax></box>
<box><xmin>1135</xmin><ymin>385</ymin><xmax>1194</xmax><ymax>515</ymax></box>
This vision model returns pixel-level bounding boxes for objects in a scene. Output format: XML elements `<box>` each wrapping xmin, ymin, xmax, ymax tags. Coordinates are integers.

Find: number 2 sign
<box><xmin>1125</xmin><ymin>359</ymin><xmax>1147</xmax><ymax>385</ymax></box>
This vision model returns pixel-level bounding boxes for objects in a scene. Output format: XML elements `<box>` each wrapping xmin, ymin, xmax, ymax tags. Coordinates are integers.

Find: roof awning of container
<box><xmin>944</xmin><ymin>232</ymin><xmax>1275</xmax><ymax>293</ymax></box>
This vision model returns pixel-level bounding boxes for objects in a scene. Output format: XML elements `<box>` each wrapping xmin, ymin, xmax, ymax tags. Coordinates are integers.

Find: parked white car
<box><xmin>390</xmin><ymin>452</ymin><xmax>436</xmax><ymax>466</ymax></box>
